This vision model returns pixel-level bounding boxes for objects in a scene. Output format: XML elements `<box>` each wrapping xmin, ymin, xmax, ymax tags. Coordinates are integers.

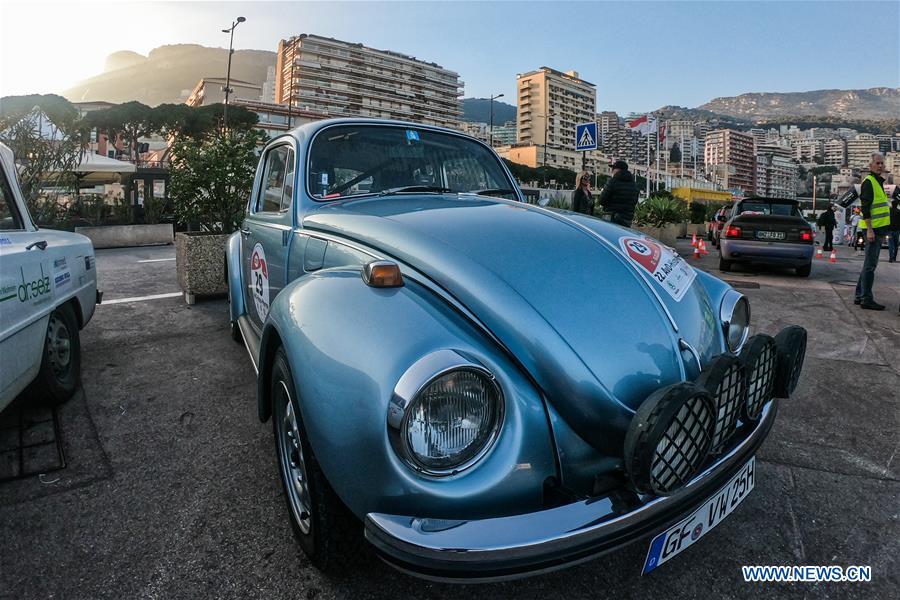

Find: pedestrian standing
<box><xmin>854</xmin><ymin>153</ymin><xmax>892</xmax><ymax>310</ymax></box>
<box><xmin>817</xmin><ymin>205</ymin><xmax>837</xmax><ymax>251</ymax></box>
<box><xmin>598</xmin><ymin>160</ymin><xmax>639</xmax><ymax>227</ymax></box>
<box><xmin>887</xmin><ymin>187</ymin><xmax>900</xmax><ymax>263</ymax></box>
<box><xmin>849</xmin><ymin>208</ymin><xmax>861</xmax><ymax>249</ymax></box>
<box><xmin>572</xmin><ymin>171</ymin><xmax>594</xmax><ymax>216</ymax></box>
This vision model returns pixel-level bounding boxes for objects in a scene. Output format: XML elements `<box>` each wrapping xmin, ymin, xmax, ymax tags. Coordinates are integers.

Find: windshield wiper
<box><xmin>379</xmin><ymin>185</ymin><xmax>453</xmax><ymax>196</ymax></box>
<box><xmin>469</xmin><ymin>188</ymin><xmax>517</xmax><ymax>197</ymax></box>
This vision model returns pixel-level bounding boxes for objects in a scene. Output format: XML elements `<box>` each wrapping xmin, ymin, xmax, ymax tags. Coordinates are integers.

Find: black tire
<box><xmin>796</xmin><ymin>263</ymin><xmax>811</xmax><ymax>277</ymax></box>
<box><xmin>270</xmin><ymin>348</ymin><xmax>364</xmax><ymax>572</ymax></box>
<box><xmin>718</xmin><ymin>255</ymin><xmax>732</xmax><ymax>272</ymax></box>
<box><xmin>29</xmin><ymin>302</ymin><xmax>81</xmax><ymax>405</ymax></box>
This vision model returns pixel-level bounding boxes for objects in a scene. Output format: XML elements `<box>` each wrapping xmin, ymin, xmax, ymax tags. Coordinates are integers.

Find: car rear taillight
<box><xmin>725</xmin><ymin>225</ymin><xmax>742</xmax><ymax>238</ymax></box>
<box><xmin>800</xmin><ymin>230</ymin><xmax>813</xmax><ymax>242</ymax></box>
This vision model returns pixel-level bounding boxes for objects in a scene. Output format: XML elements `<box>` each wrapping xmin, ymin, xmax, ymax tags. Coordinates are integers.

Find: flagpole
<box><xmin>645</xmin><ymin>120</ymin><xmax>650</xmax><ymax>196</ymax></box>
<box><xmin>655</xmin><ymin>117</ymin><xmax>660</xmax><ymax>192</ymax></box>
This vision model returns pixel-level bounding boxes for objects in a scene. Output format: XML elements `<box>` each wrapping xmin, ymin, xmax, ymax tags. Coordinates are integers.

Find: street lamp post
<box><xmin>489</xmin><ymin>93</ymin><xmax>504</xmax><ymax>147</ymax></box>
<box><xmin>222</xmin><ymin>16</ymin><xmax>246</xmax><ymax>129</ymax></box>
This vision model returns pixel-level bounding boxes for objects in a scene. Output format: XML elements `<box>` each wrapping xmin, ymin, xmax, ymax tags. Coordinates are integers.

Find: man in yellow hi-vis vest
<box><xmin>854</xmin><ymin>152</ymin><xmax>891</xmax><ymax>310</ymax></box>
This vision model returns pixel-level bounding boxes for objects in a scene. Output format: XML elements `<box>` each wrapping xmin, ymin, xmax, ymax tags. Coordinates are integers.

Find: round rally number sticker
<box><xmin>250</xmin><ymin>243</ymin><xmax>270</xmax><ymax>321</ymax></box>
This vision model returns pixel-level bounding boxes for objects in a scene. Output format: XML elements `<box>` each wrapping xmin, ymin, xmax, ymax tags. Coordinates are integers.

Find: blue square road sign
<box><xmin>575</xmin><ymin>122</ymin><xmax>598</xmax><ymax>151</ymax></box>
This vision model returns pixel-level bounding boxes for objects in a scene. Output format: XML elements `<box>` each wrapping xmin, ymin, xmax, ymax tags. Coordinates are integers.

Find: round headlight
<box><xmin>720</xmin><ymin>291</ymin><xmax>750</xmax><ymax>353</ymax></box>
<box><xmin>403</xmin><ymin>369</ymin><xmax>501</xmax><ymax>473</ymax></box>
<box><xmin>388</xmin><ymin>350</ymin><xmax>503</xmax><ymax>477</ymax></box>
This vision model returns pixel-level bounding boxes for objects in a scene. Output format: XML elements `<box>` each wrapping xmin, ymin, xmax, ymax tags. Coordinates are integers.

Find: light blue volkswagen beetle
<box><xmin>226</xmin><ymin>119</ymin><xmax>807</xmax><ymax>581</ymax></box>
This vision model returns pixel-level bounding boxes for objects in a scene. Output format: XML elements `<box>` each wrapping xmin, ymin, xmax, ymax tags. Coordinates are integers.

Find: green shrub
<box><xmin>633</xmin><ymin>194</ymin><xmax>689</xmax><ymax>227</ymax></box>
<box><xmin>689</xmin><ymin>201</ymin><xmax>707</xmax><ymax>224</ymax></box>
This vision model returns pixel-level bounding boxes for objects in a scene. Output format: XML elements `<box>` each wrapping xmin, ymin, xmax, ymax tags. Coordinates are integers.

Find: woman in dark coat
<box><xmin>572</xmin><ymin>171</ymin><xmax>594</xmax><ymax>216</ymax></box>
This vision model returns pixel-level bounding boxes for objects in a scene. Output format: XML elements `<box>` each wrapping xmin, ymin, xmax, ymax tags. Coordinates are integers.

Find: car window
<box><xmin>258</xmin><ymin>145</ymin><xmax>294</xmax><ymax>213</ymax></box>
<box><xmin>308</xmin><ymin>125</ymin><xmax>515</xmax><ymax>200</ymax></box>
<box><xmin>739</xmin><ymin>202</ymin><xmax>798</xmax><ymax>216</ymax></box>
<box><xmin>0</xmin><ymin>168</ymin><xmax>23</xmax><ymax>231</ymax></box>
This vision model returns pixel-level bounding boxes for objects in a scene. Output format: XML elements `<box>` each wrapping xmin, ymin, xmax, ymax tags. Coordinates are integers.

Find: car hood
<box><xmin>304</xmin><ymin>195</ymin><xmax>723</xmax><ymax>452</ymax></box>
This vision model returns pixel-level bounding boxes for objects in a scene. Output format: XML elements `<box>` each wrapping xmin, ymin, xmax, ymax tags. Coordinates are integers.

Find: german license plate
<box><xmin>756</xmin><ymin>230</ymin><xmax>785</xmax><ymax>240</ymax></box>
<box><xmin>641</xmin><ymin>456</ymin><xmax>755</xmax><ymax>574</ymax></box>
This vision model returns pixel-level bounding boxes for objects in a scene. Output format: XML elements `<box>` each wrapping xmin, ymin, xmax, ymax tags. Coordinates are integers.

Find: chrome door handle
<box><xmin>240</xmin><ymin>228</ymin><xmax>251</xmax><ymax>236</ymax></box>
<box><xmin>25</xmin><ymin>240</ymin><xmax>48</xmax><ymax>251</ymax></box>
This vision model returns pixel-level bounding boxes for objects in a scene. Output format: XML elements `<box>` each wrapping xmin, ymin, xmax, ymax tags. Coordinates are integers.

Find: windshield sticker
<box><xmin>405</xmin><ymin>130</ymin><xmax>420</xmax><ymax>142</ymax></box>
<box><xmin>321</xmin><ymin>173</ymin><xmax>328</xmax><ymax>185</ymax></box>
<box><xmin>250</xmin><ymin>243</ymin><xmax>270</xmax><ymax>322</ymax></box>
<box><xmin>619</xmin><ymin>236</ymin><xmax>696</xmax><ymax>302</ymax></box>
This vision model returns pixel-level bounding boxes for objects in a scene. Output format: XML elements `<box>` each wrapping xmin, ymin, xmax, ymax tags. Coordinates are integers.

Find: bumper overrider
<box><xmin>364</xmin><ymin>326</ymin><xmax>807</xmax><ymax>582</ymax></box>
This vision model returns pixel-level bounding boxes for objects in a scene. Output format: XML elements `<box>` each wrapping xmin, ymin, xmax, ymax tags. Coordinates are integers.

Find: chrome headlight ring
<box><xmin>720</xmin><ymin>289</ymin><xmax>751</xmax><ymax>353</ymax></box>
<box><xmin>388</xmin><ymin>350</ymin><xmax>504</xmax><ymax>477</ymax></box>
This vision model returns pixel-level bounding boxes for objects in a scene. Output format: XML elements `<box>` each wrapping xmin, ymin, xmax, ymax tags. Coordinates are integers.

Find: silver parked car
<box><xmin>718</xmin><ymin>197</ymin><xmax>815</xmax><ymax>277</ymax></box>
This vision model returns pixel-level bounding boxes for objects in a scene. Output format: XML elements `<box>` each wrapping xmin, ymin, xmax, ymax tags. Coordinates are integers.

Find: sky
<box><xmin>1</xmin><ymin>0</ymin><xmax>898</xmax><ymax>114</ymax></box>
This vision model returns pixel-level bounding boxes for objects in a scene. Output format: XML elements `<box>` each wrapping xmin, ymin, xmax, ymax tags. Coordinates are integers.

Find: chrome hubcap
<box><xmin>46</xmin><ymin>313</ymin><xmax>71</xmax><ymax>377</ymax></box>
<box><xmin>276</xmin><ymin>381</ymin><xmax>312</xmax><ymax>534</ymax></box>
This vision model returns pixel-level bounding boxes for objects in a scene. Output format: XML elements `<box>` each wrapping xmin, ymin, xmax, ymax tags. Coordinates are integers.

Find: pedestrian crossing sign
<box><xmin>576</xmin><ymin>122</ymin><xmax>598</xmax><ymax>151</ymax></box>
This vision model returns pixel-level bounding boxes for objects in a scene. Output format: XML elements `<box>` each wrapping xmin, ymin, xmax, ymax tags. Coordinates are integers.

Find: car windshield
<box><xmin>308</xmin><ymin>125</ymin><xmax>517</xmax><ymax>201</ymax></box>
<box><xmin>739</xmin><ymin>201</ymin><xmax>800</xmax><ymax>217</ymax></box>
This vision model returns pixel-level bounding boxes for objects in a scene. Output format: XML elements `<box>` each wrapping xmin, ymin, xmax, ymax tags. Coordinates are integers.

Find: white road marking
<box><xmin>137</xmin><ymin>257</ymin><xmax>175</xmax><ymax>263</ymax></box>
<box><xmin>102</xmin><ymin>292</ymin><xmax>182</xmax><ymax>305</ymax></box>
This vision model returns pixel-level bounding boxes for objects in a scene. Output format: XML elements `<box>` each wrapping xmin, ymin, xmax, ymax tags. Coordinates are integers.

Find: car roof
<box><xmin>739</xmin><ymin>196</ymin><xmax>799</xmax><ymax>205</ymax></box>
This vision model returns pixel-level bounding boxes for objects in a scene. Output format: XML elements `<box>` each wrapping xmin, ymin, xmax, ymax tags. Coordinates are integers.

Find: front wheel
<box><xmin>29</xmin><ymin>302</ymin><xmax>81</xmax><ymax>404</ymax></box>
<box><xmin>271</xmin><ymin>349</ymin><xmax>363</xmax><ymax>572</ymax></box>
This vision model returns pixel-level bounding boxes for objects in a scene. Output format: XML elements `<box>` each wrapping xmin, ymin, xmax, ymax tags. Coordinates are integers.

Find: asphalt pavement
<box><xmin>1</xmin><ymin>239</ymin><xmax>898</xmax><ymax>600</ymax></box>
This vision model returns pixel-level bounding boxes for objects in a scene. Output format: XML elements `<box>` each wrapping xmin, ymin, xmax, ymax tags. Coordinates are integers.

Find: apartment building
<box><xmin>846</xmin><ymin>134</ymin><xmax>880</xmax><ymax>170</ymax></box>
<box><xmin>490</xmin><ymin>121</ymin><xmax>517</xmax><ymax>147</ymax></box>
<box><xmin>823</xmin><ymin>139</ymin><xmax>846</xmax><ymax>167</ymax></box>
<box><xmin>791</xmin><ymin>139</ymin><xmax>824</xmax><ymax>164</ymax></box>
<box><xmin>704</xmin><ymin>129</ymin><xmax>756</xmax><ymax>194</ymax></box>
<box><xmin>185</xmin><ymin>77</ymin><xmax>262</xmax><ymax>107</ymax></box>
<box><xmin>274</xmin><ymin>34</ymin><xmax>463</xmax><ymax>128</ymax></box>
<box><xmin>755</xmin><ymin>143</ymin><xmax>798</xmax><ymax>199</ymax></box>
<box><xmin>516</xmin><ymin>67</ymin><xmax>597</xmax><ymax>170</ymax></box>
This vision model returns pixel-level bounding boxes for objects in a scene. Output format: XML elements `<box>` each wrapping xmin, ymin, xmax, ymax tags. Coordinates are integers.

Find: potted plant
<box><xmin>688</xmin><ymin>201</ymin><xmax>708</xmax><ymax>237</ymax></box>
<box><xmin>171</xmin><ymin>127</ymin><xmax>262</xmax><ymax>304</ymax></box>
<box><xmin>632</xmin><ymin>193</ymin><xmax>689</xmax><ymax>246</ymax></box>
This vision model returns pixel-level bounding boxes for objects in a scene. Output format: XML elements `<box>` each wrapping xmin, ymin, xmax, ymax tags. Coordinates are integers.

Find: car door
<box><xmin>241</xmin><ymin>142</ymin><xmax>296</xmax><ymax>333</ymax></box>
<box><xmin>0</xmin><ymin>157</ymin><xmax>53</xmax><ymax>405</ymax></box>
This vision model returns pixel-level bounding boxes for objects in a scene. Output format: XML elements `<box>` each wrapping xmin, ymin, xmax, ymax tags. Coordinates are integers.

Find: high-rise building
<box><xmin>274</xmin><ymin>34</ymin><xmax>463</xmax><ymax>128</ymax></box>
<box><xmin>755</xmin><ymin>143</ymin><xmax>798</xmax><ymax>199</ymax></box>
<box><xmin>490</xmin><ymin>121</ymin><xmax>517</xmax><ymax>147</ymax></box>
<box><xmin>597</xmin><ymin>110</ymin><xmax>620</xmax><ymax>139</ymax></box>
<box><xmin>185</xmin><ymin>77</ymin><xmax>262</xmax><ymax>108</ymax></box>
<box><xmin>704</xmin><ymin>129</ymin><xmax>755</xmax><ymax>194</ymax></box>
<box><xmin>261</xmin><ymin>66</ymin><xmax>276</xmax><ymax>104</ymax></box>
<box><xmin>846</xmin><ymin>134</ymin><xmax>880</xmax><ymax>170</ymax></box>
<box><xmin>516</xmin><ymin>66</ymin><xmax>597</xmax><ymax>170</ymax></box>
<box><xmin>791</xmin><ymin>139</ymin><xmax>824</xmax><ymax>164</ymax></box>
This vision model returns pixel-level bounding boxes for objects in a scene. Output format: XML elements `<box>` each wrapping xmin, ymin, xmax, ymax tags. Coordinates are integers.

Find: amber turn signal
<box><xmin>363</xmin><ymin>260</ymin><xmax>404</xmax><ymax>288</ymax></box>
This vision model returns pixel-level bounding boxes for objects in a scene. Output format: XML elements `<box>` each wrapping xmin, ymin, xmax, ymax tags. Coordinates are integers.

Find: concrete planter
<box><xmin>74</xmin><ymin>224</ymin><xmax>173</xmax><ymax>249</ymax></box>
<box><xmin>678</xmin><ymin>222</ymin><xmax>688</xmax><ymax>238</ymax></box>
<box><xmin>687</xmin><ymin>223</ymin><xmax>706</xmax><ymax>237</ymax></box>
<box><xmin>175</xmin><ymin>232</ymin><xmax>229</xmax><ymax>304</ymax></box>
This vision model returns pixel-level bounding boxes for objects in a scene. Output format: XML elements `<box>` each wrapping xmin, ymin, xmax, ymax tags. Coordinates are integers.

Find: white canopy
<box><xmin>71</xmin><ymin>152</ymin><xmax>136</xmax><ymax>186</ymax></box>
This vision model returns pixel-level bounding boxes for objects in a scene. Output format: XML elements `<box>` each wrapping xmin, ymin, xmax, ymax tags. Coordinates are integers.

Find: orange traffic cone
<box><xmin>816</xmin><ymin>246</ymin><xmax>823</xmax><ymax>259</ymax></box>
<box><xmin>829</xmin><ymin>249</ymin><xmax>837</xmax><ymax>263</ymax></box>
<box><xmin>699</xmin><ymin>239</ymin><xmax>709</xmax><ymax>255</ymax></box>
<box><xmin>693</xmin><ymin>245</ymin><xmax>701</xmax><ymax>259</ymax></box>
<box><xmin>691</xmin><ymin>233</ymin><xmax>698</xmax><ymax>248</ymax></box>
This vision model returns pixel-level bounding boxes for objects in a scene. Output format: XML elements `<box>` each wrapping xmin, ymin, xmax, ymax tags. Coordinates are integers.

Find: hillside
<box><xmin>700</xmin><ymin>88</ymin><xmax>900</xmax><ymax>120</ymax></box>
<box><xmin>62</xmin><ymin>44</ymin><xmax>275</xmax><ymax>106</ymax></box>
<box><xmin>461</xmin><ymin>98</ymin><xmax>517</xmax><ymax>124</ymax></box>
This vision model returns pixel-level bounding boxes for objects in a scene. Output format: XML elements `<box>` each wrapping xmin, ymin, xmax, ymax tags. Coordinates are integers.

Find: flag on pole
<box><xmin>627</xmin><ymin>115</ymin><xmax>658</xmax><ymax>136</ymax></box>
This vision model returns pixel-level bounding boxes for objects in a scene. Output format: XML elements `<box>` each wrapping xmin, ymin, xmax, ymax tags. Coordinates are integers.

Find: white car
<box><xmin>0</xmin><ymin>142</ymin><xmax>100</xmax><ymax>412</ymax></box>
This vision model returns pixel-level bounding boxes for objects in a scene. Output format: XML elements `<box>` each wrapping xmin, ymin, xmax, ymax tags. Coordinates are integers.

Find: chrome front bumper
<box><xmin>364</xmin><ymin>400</ymin><xmax>778</xmax><ymax>582</ymax></box>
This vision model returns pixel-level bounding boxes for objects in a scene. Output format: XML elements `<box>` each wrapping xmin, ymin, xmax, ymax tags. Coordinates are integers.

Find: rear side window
<box><xmin>0</xmin><ymin>168</ymin><xmax>23</xmax><ymax>231</ymax></box>
<box><xmin>257</xmin><ymin>145</ymin><xmax>295</xmax><ymax>213</ymax></box>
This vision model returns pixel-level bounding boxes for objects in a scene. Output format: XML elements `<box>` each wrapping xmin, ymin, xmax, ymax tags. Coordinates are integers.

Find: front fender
<box><xmin>225</xmin><ymin>231</ymin><xmax>244</xmax><ymax>323</ymax></box>
<box><xmin>258</xmin><ymin>268</ymin><xmax>558</xmax><ymax>521</ymax></box>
